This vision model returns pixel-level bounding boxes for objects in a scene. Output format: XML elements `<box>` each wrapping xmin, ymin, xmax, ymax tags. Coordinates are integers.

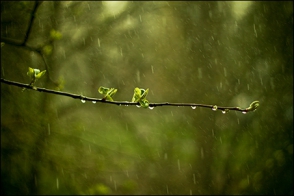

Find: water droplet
<box><xmin>92</xmin><ymin>101</ymin><xmax>96</xmax><ymax>104</ymax></box>
<box><xmin>149</xmin><ymin>106</ymin><xmax>154</xmax><ymax>110</ymax></box>
<box><xmin>222</xmin><ymin>110</ymin><xmax>227</xmax><ymax>114</ymax></box>
<box><xmin>212</xmin><ymin>105</ymin><xmax>217</xmax><ymax>111</ymax></box>
<box><xmin>136</xmin><ymin>105</ymin><xmax>141</xmax><ymax>108</ymax></box>
<box><xmin>242</xmin><ymin>111</ymin><xmax>247</xmax><ymax>114</ymax></box>
<box><xmin>191</xmin><ymin>106</ymin><xmax>197</xmax><ymax>109</ymax></box>
<box><xmin>125</xmin><ymin>104</ymin><xmax>129</xmax><ymax>106</ymax></box>
<box><xmin>81</xmin><ymin>99</ymin><xmax>86</xmax><ymax>103</ymax></box>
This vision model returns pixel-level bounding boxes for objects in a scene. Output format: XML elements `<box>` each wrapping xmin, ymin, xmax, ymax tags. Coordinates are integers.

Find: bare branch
<box><xmin>1</xmin><ymin>78</ymin><xmax>259</xmax><ymax>113</ymax></box>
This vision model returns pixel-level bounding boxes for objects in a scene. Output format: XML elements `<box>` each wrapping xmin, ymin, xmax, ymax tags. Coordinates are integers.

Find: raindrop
<box><xmin>191</xmin><ymin>106</ymin><xmax>197</xmax><ymax>109</ymax></box>
<box><xmin>136</xmin><ymin>105</ymin><xmax>141</xmax><ymax>108</ymax></box>
<box><xmin>125</xmin><ymin>104</ymin><xmax>129</xmax><ymax>106</ymax></box>
<box><xmin>81</xmin><ymin>99</ymin><xmax>86</xmax><ymax>103</ymax></box>
<box><xmin>222</xmin><ymin>109</ymin><xmax>229</xmax><ymax>114</ymax></box>
<box><xmin>149</xmin><ymin>106</ymin><xmax>154</xmax><ymax>110</ymax></box>
<box><xmin>242</xmin><ymin>111</ymin><xmax>247</xmax><ymax>114</ymax></box>
<box><xmin>212</xmin><ymin>105</ymin><xmax>217</xmax><ymax>111</ymax></box>
<box><xmin>92</xmin><ymin>101</ymin><xmax>96</xmax><ymax>104</ymax></box>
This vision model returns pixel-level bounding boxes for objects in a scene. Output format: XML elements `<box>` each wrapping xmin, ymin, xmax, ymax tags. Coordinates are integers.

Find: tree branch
<box><xmin>22</xmin><ymin>1</ymin><xmax>42</xmax><ymax>45</ymax></box>
<box><xmin>1</xmin><ymin>78</ymin><xmax>259</xmax><ymax>113</ymax></box>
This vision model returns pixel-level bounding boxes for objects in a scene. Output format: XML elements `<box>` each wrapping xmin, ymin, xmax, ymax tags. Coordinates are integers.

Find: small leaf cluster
<box><xmin>98</xmin><ymin>86</ymin><xmax>150</xmax><ymax>108</ymax></box>
<box><xmin>27</xmin><ymin>67</ymin><xmax>46</xmax><ymax>86</ymax></box>
<box><xmin>131</xmin><ymin>87</ymin><xmax>149</xmax><ymax>108</ymax></box>
<box><xmin>98</xmin><ymin>87</ymin><xmax>118</xmax><ymax>101</ymax></box>
<box><xmin>22</xmin><ymin>67</ymin><xmax>46</xmax><ymax>91</ymax></box>
<box><xmin>42</xmin><ymin>29</ymin><xmax>63</xmax><ymax>56</ymax></box>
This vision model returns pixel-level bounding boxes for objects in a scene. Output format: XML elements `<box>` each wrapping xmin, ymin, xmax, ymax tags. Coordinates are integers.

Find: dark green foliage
<box><xmin>1</xmin><ymin>1</ymin><xmax>293</xmax><ymax>195</ymax></box>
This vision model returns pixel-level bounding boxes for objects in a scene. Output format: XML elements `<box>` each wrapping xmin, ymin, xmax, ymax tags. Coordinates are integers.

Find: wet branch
<box><xmin>1</xmin><ymin>78</ymin><xmax>259</xmax><ymax>113</ymax></box>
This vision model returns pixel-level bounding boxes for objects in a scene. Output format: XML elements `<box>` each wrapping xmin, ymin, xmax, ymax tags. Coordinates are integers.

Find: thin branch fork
<box><xmin>1</xmin><ymin>78</ymin><xmax>259</xmax><ymax>113</ymax></box>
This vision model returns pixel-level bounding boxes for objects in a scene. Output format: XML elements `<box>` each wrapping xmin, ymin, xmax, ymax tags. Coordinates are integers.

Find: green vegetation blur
<box><xmin>1</xmin><ymin>1</ymin><xmax>293</xmax><ymax>195</ymax></box>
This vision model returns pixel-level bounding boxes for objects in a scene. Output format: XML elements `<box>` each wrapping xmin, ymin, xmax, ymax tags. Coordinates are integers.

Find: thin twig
<box><xmin>21</xmin><ymin>1</ymin><xmax>42</xmax><ymax>45</ymax></box>
<box><xmin>1</xmin><ymin>78</ymin><xmax>259</xmax><ymax>113</ymax></box>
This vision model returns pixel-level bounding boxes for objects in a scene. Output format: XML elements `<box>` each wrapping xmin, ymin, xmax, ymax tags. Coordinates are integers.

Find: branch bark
<box><xmin>1</xmin><ymin>78</ymin><xmax>259</xmax><ymax>113</ymax></box>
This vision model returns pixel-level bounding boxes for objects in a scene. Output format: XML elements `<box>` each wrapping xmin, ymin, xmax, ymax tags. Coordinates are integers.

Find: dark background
<box><xmin>1</xmin><ymin>1</ymin><xmax>293</xmax><ymax>194</ymax></box>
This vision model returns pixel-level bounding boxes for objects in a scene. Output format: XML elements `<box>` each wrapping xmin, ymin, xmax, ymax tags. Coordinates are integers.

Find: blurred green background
<box><xmin>1</xmin><ymin>1</ymin><xmax>293</xmax><ymax>195</ymax></box>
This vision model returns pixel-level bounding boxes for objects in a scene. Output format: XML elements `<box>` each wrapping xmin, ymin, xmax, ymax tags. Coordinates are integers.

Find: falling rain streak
<box><xmin>98</xmin><ymin>38</ymin><xmax>101</xmax><ymax>47</ymax></box>
<box><xmin>114</xmin><ymin>180</ymin><xmax>117</xmax><ymax>191</ymax></box>
<box><xmin>193</xmin><ymin>173</ymin><xmax>196</xmax><ymax>184</ymax></box>
<box><xmin>56</xmin><ymin>178</ymin><xmax>59</xmax><ymax>190</ymax></box>
<box><xmin>223</xmin><ymin>67</ymin><xmax>227</xmax><ymax>77</ymax></box>
<box><xmin>62</xmin><ymin>49</ymin><xmax>66</xmax><ymax>59</ymax></box>
<box><xmin>151</xmin><ymin>65</ymin><xmax>154</xmax><ymax>74</ymax></box>
<box><xmin>48</xmin><ymin>123</ymin><xmax>50</xmax><ymax>135</ymax></box>
<box><xmin>201</xmin><ymin>148</ymin><xmax>204</xmax><ymax>159</ymax></box>
<box><xmin>253</xmin><ymin>23</ymin><xmax>258</xmax><ymax>37</ymax></box>
<box><xmin>177</xmin><ymin>159</ymin><xmax>181</xmax><ymax>171</ymax></box>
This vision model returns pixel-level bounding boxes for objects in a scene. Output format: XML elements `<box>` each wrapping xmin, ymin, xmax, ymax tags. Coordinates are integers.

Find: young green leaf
<box><xmin>246</xmin><ymin>101</ymin><xmax>259</xmax><ymax>112</ymax></box>
<box><xmin>27</xmin><ymin>67</ymin><xmax>39</xmax><ymax>78</ymax></box>
<box><xmin>140</xmin><ymin>88</ymin><xmax>149</xmax><ymax>100</ymax></box>
<box><xmin>131</xmin><ymin>87</ymin><xmax>142</xmax><ymax>102</ymax></box>
<box><xmin>23</xmin><ymin>67</ymin><xmax>46</xmax><ymax>91</ymax></box>
<box><xmin>131</xmin><ymin>87</ymin><xmax>150</xmax><ymax>108</ymax></box>
<box><xmin>139</xmin><ymin>99</ymin><xmax>149</xmax><ymax>108</ymax></box>
<box><xmin>98</xmin><ymin>86</ymin><xmax>117</xmax><ymax>101</ymax></box>
<box><xmin>27</xmin><ymin>67</ymin><xmax>46</xmax><ymax>85</ymax></box>
<box><xmin>98</xmin><ymin>86</ymin><xmax>110</xmax><ymax>95</ymax></box>
<box><xmin>35</xmin><ymin>70</ymin><xmax>46</xmax><ymax>79</ymax></box>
